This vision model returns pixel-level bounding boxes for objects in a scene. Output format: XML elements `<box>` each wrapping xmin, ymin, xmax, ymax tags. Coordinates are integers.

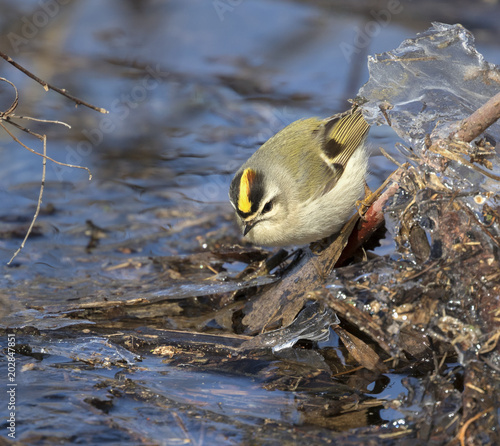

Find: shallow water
<box><xmin>0</xmin><ymin>1</ymin><xmax>499</xmax><ymax>444</ymax></box>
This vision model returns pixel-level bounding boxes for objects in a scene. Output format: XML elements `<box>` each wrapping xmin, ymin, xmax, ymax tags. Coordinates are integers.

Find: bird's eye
<box><xmin>262</xmin><ymin>200</ymin><xmax>273</xmax><ymax>214</ymax></box>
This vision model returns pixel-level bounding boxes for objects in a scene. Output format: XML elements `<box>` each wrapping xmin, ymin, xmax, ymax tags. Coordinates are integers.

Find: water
<box><xmin>1</xmin><ymin>1</ymin><xmax>499</xmax><ymax>444</ymax></box>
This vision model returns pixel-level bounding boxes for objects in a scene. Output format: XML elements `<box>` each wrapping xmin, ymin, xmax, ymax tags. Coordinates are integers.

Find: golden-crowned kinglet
<box><xmin>229</xmin><ymin>109</ymin><xmax>370</xmax><ymax>246</ymax></box>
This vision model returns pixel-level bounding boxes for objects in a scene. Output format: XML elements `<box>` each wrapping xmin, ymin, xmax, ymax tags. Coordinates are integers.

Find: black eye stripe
<box><xmin>262</xmin><ymin>200</ymin><xmax>273</xmax><ymax>213</ymax></box>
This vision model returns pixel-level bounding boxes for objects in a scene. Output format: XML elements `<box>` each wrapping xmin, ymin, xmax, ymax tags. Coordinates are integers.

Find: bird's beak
<box><xmin>243</xmin><ymin>220</ymin><xmax>256</xmax><ymax>236</ymax></box>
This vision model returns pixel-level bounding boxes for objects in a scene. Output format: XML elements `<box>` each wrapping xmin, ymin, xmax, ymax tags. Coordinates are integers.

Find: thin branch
<box><xmin>0</xmin><ymin>121</ymin><xmax>92</xmax><ymax>180</ymax></box>
<box><xmin>453</xmin><ymin>91</ymin><xmax>500</xmax><ymax>142</ymax></box>
<box><xmin>0</xmin><ymin>50</ymin><xmax>108</xmax><ymax>114</ymax></box>
<box><xmin>11</xmin><ymin>114</ymin><xmax>72</xmax><ymax>129</ymax></box>
<box><xmin>0</xmin><ymin>59</ymin><xmax>97</xmax><ymax>264</ymax></box>
<box><xmin>0</xmin><ymin>77</ymin><xmax>19</xmax><ymax>116</ymax></box>
<box><xmin>8</xmin><ymin>135</ymin><xmax>47</xmax><ymax>265</ymax></box>
<box><xmin>457</xmin><ymin>407</ymin><xmax>494</xmax><ymax>446</ymax></box>
<box><xmin>430</xmin><ymin>143</ymin><xmax>500</xmax><ymax>181</ymax></box>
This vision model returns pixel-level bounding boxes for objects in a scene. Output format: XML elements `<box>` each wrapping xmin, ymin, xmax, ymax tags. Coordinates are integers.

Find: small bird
<box><xmin>229</xmin><ymin>109</ymin><xmax>370</xmax><ymax>247</ymax></box>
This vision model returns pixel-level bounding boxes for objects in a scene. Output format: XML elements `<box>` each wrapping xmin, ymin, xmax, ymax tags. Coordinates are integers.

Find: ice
<box><xmin>240</xmin><ymin>301</ymin><xmax>339</xmax><ymax>352</ymax></box>
<box><xmin>358</xmin><ymin>22</ymin><xmax>500</xmax><ymax>152</ymax></box>
<box><xmin>356</xmin><ymin>23</ymin><xmax>500</xmax><ymax>265</ymax></box>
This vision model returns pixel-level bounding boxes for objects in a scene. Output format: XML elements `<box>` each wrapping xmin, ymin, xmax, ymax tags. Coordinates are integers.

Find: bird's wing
<box><xmin>316</xmin><ymin>109</ymin><xmax>369</xmax><ymax>196</ymax></box>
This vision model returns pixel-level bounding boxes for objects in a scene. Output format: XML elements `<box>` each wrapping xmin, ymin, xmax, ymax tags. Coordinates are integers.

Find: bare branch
<box><xmin>453</xmin><ymin>91</ymin><xmax>500</xmax><ymax>142</ymax></box>
<box><xmin>0</xmin><ymin>77</ymin><xmax>19</xmax><ymax>116</ymax></box>
<box><xmin>12</xmin><ymin>114</ymin><xmax>72</xmax><ymax>129</ymax></box>
<box><xmin>0</xmin><ymin>56</ymin><xmax>96</xmax><ymax>264</ymax></box>
<box><xmin>0</xmin><ymin>50</ymin><xmax>108</xmax><ymax>114</ymax></box>
<box><xmin>0</xmin><ymin>121</ymin><xmax>92</xmax><ymax>180</ymax></box>
<box><xmin>8</xmin><ymin>135</ymin><xmax>47</xmax><ymax>265</ymax></box>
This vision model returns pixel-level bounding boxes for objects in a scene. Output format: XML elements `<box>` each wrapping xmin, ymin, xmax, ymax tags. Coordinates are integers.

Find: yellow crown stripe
<box><xmin>238</xmin><ymin>168</ymin><xmax>256</xmax><ymax>213</ymax></box>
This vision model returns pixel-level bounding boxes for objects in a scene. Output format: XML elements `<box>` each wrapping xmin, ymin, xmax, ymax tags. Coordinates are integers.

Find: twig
<box><xmin>453</xmin><ymin>91</ymin><xmax>500</xmax><ymax>142</ymax></box>
<box><xmin>0</xmin><ymin>75</ymin><xmax>94</xmax><ymax>263</ymax></box>
<box><xmin>457</xmin><ymin>407</ymin><xmax>493</xmax><ymax>446</ymax></box>
<box><xmin>429</xmin><ymin>143</ymin><xmax>500</xmax><ymax>182</ymax></box>
<box><xmin>11</xmin><ymin>114</ymin><xmax>71</xmax><ymax>128</ymax></box>
<box><xmin>8</xmin><ymin>135</ymin><xmax>47</xmax><ymax>265</ymax></box>
<box><xmin>0</xmin><ymin>77</ymin><xmax>18</xmax><ymax>116</ymax></box>
<box><xmin>0</xmin><ymin>120</ymin><xmax>92</xmax><ymax>180</ymax></box>
<box><xmin>0</xmin><ymin>50</ymin><xmax>108</xmax><ymax>114</ymax></box>
<box><xmin>380</xmin><ymin>146</ymin><xmax>403</xmax><ymax>167</ymax></box>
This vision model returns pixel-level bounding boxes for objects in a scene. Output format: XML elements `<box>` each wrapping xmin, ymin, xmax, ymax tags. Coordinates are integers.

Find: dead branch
<box><xmin>0</xmin><ymin>120</ymin><xmax>92</xmax><ymax>179</ymax></box>
<box><xmin>0</xmin><ymin>50</ymin><xmax>108</xmax><ymax>114</ymax></box>
<box><xmin>0</xmin><ymin>70</ymin><xmax>95</xmax><ymax>264</ymax></box>
<box><xmin>453</xmin><ymin>91</ymin><xmax>500</xmax><ymax>142</ymax></box>
<box><xmin>7</xmin><ymin>135</ymin><xmax>47</xmax><ymax>265</ymax></box>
